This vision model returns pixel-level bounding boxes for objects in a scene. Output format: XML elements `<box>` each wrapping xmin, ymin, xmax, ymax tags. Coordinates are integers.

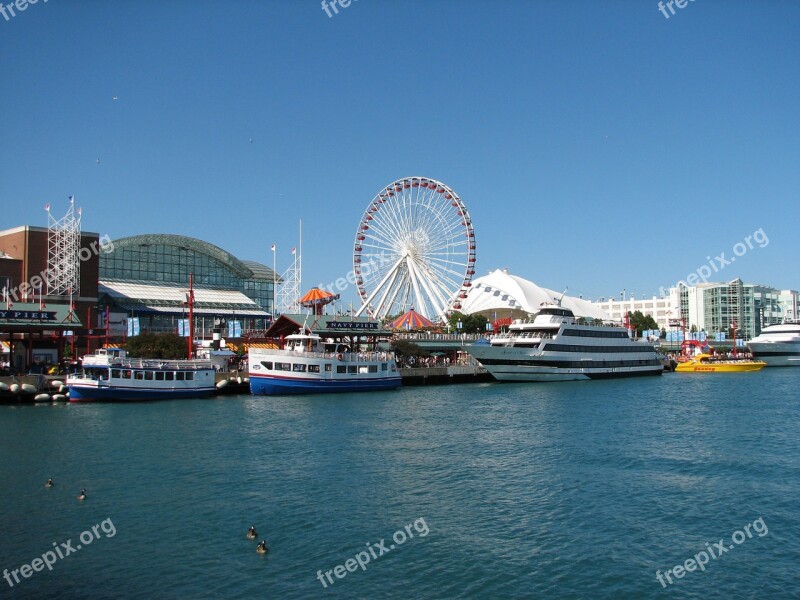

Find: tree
<box><xmin>391</xmin><ymin>339</ymin><xmax>430</xmax><ymax>358</ymax></box>
<box><xmin>627</xmin><ymin>311</ymin><xmax>658</xmax><ymax>337</ymax></box>
<box><xmin>447</xmin><ymin>311</ymin><xmax>489</xmax><ymax>334</ymax></box>
<box><xmin>125</xmin><ymin>332</ymin><xmax>188</xmax><ymax>359</ymax></box>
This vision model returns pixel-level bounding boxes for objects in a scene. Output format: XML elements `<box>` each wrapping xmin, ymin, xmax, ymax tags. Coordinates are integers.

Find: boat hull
<box><xmin>674</xmin><ymin>362</ymin><xmax>766</xmax><ymax>373</ymax></box>
<box><xmin>249</xmin><ymin>373</ymin><xmax>401</xmax><ymax>395</ymax></box>
<box><xmin>467</xmin><ymin>346</ymin><xmax>663</xmax><ymax>382</ymax></box>
<box><xmin>747</xmin><ymin>343</ymin><xmax>800</xmax><ymax>367</ymax></box>
<box><xmin>68</xmin><ymin>383</ymin><xmax>216</xmax><ymax>402</ymax></box>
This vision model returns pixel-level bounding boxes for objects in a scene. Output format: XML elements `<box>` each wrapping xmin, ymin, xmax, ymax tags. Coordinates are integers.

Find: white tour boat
<box><xmin>67</xmin><ymin>348</ymin><xmax>216</xmax><ymax>401</ymax></box>
<box><xmin>467</xmin><ymin>303</ymin><xmax>663</xmax><ymax>382</ymax></box>
<box><xmin>249</xmin><ymin>332</ymin><xmax>401</xmax><ymax>395</ymax></box>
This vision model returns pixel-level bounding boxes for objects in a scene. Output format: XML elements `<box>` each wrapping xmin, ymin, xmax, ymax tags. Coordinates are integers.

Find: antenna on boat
<box><xmin>555</xmin><ymin>287</ymin><xmax>568</xmax><ymax>305</ymax></box>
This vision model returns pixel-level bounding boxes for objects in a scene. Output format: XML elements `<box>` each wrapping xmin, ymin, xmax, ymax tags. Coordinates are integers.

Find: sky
<box><xmin>1</xmin><ymin>0</ymin><xmax>798</xmax><ymax>307</ymax></box>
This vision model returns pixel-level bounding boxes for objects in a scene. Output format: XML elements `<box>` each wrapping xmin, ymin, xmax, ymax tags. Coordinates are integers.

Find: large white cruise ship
<box><xmin>747</xmin><ymin>321</ymin><xmax>800</xmax><ymax>366</ymax></box>
<box><xmin>467</xmin><ymin>304</ymin><xmax>663</xmax><ymax>382</ymax></box>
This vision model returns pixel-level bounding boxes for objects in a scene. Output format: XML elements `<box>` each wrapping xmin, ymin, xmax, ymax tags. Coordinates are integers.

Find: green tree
<box><xmin>125</xmin><ymin>332</ymin><xmax>188</xmax><ymax>359</ymax></box>
<box><xmin>391</xmin><ymin>339</ymin><xmax>430</xmax><ymax>358</ymax></box>
<box><xmin>627</xmin><ymin>311</ymin><xmax>658</xmax><ymax>337</ymax></box>
<box><xmin>448</xmin><ymin>311</ymin><xmax>489</xmax><ymax>334</ymax></box>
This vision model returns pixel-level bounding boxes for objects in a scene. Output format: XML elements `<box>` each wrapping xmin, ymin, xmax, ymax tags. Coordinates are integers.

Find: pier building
<box><xmin>458</xmin><ymin>268</ymin><xmax>608</xmax><ymax>322</ymax></box>
<box><xmin>0</xmin><ymin>225</ymin><xmax>100</xmax><ymax>372</ymax></box>
<box><xmin>99</xmin><ymin>234</ymin><xmax>280</xmax><ymax>339</ymax></box>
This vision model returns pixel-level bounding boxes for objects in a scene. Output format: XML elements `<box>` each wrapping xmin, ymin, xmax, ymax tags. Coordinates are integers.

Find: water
<box><xmin>1</xmin><ymin>370</ymin><xmax>798</xmax><ymax>599</ymax></box>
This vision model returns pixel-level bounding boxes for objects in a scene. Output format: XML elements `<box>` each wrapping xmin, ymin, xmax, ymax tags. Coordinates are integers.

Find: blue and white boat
<box><xmin>248</xmin><ymin>332</ymin><xmax>401</xmax><ymax>395</ymax></box>
<box><xmin>67</xmin><ymin>348</ymin><xmax>216</xmax><ymax>401</ymax></box>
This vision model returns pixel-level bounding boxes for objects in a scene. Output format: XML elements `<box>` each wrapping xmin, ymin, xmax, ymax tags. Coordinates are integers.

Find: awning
<box><xmin>100</xmin><ymin>280</ymin><xmax>270</xmax><ymax>318</ymax></box>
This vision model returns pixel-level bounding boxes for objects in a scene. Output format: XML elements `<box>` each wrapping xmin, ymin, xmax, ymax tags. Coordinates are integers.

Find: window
<box><xmin>348</xmin><ymin>366</ymin><xmax>357</xmax><ymax>374</ymax></box>
<box><xmin>261</xmin><ymin>361</ymin><xmax>273</xmax><ymax>370</ymax></box>
<box><xmin>144</xmin><ymin>371</ymin><xmax>154</xmax><ymax>380</ymax></box>
<box><xmin>134</xmin><ymin>371</ymin><xmax>144</xmax><ymax>380</ymax></box>
<box><xmin>325</xmin><ymin>364</ymin><xmax>332</xmax><ymax>372</ymax></box>
<box><xmin>292</xmin><ymin>364</ymin><xmax>307</xmax><ymax>372</ymax></box>
<box><xmin>358</xmin><ymin>366</ymin><xmax>369</xmax><ymax>374</ymax></box>
<box><xmin>381</xmin><ymin>363</ymin><xmax>387</xmax><ymax>371</ymax></box>
<box><xmin>122</xmin><ymin>370</ymin><xmax>131</xmax><ymax>379</ymax></box>
<box><xmin>111</xmin><ymin>369</ymin><xmax>120</xmax><ymax>378</ymax></box>
<box><xmin>336</xmin><ymin>365</ymin><xmax>347</xmax><ymax>374</ymax></box>
<box><xmin>368</xmin><ymin>365</ymin><xmax>378</xmax><ymax>373</ymax></box>
<box><xmin>308</xmin><ymin>364</ymin><xmax>320</xmax><ymax>373</ymax></box>
<box><xmin>155</xmin><ymin>372</ymin><xmax>164</xmax><ymax>380</ymax></box>
<box><xmin>186</xmin><ymin>372</ymin><xmax>194</xmax><ymax>381</ymax></box>
<box><xmin>276</xmin><ymin>362</ymin><xmax>291</xmax><ymax>371</ymax></box>
<box><xmin>165</xmin><ymin>372</ymin><xmax>174</xmax><ymax>381</ymax></box>
<box><xmin>176</xmin><ymin>372</ymin><xmax>185</xmax><ymax>380</ymax></box>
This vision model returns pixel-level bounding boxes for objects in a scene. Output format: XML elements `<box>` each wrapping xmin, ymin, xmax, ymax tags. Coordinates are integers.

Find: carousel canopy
<box><xmin>389</xmin><ymin>308</ymin><xmax>436</xmax><ymax>330</ymax></box>
<box><xmin>300</xmin><ymin>287</ymin><xmax>338</xmax><ymax>305</ymax></box>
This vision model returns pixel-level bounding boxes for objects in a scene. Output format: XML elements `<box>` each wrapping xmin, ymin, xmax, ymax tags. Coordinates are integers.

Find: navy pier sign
<box><xmin>327</xmin><ymin>321</ymin><xmax>379</xmax><ymax>330</ymax></box>
<box><xmin>0</xmin><ymin>310</ymin><xmax>58</xmax><ymax>321</ymax></box>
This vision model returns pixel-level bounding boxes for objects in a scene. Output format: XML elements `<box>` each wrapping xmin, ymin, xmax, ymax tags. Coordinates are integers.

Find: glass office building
<box><xmin>99</xmin><ymin>234</ymin><xmax>279</xmax><ymax>336</ymax></box>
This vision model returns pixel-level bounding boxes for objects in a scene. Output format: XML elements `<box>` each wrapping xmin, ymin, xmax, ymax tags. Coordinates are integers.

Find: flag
<box><xmin>44</xmin><ymin>203</ymin><xmax>50</xmax><ymax>211</ymax></box>
<box><xmin>270</xmin><ymin>244</ymin><xmax>276</xmax><ymax>251</ymax></box>
<box><xmin>291</xmin><ymin>247</ymin><xmax>296</xmax><ymax>255</ymax></box>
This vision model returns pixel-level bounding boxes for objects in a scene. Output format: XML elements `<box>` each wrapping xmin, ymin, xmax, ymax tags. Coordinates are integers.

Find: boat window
<box><xmin>368</xmin><ymin>365</ymin><xmax>378</xmax><ymax>373</ymax></box>
<box><xmin>381</xmin><ymin>363</ymin><xmax>387</xmax><ymax>371</ymax></box>
<box><xmin>144</xmin><ymin>371</ymin><xmax>154</xmax><ymax>380</ymax></box>
<box><xmin>292</xmin><ymin>364</ymin><xmax>307</xmax><ymax>372</ymax></box>
<box><xmin>260</xmin><ymin>361</ymin><xmax>273</xmax><ymax>370</ymax></box>
<box><xmin>176</xmin><ymin>372</ymin><xmax>185</xmax><ymax>381</ymax></box>
<box><xmin>186</xmin><ymin>372</ymin><xmax>194</xmax><ymax>381</ymax></box>
<box><xmin>111</xmin><ymin>369</ymin><xmax>120</xmax><ymax>378</ymax></box>
<box><xmin>325</xmin><ymin>364</ymin><xmax>332</xmax><ymax>372</ymax></box>
<box><xmin>336</xmin><ymin>365</ymin><xmax>347</xmax><ymax>374</ymax></box>
<box><xmin>276</xmin><ymin>362</ymin><xmax>291</xmax><ymax>371</ymax></box>
<box><xmin>165</xmin><ymin>372</ymin><xmax>174</xmax><ymax>381</ymax></box>
<box><xmin>348</xmin><ymin>366</ymin><xmax>358</xmax><ymax>374</ymax></box>
<box><xmin>122</xmin><ymin>370</ymin><xmax>131</xmax><ymax>379</ymax></box>
<box><xmin>155</xmin><ymin>372</ymin><xmax>164</xmax><ymax>380</ymax></box>
<box><xmin>134</xmin><ymin>371</ymin><xmax>144</xmax><ymax>380</ymax></box>
<box><xmin>308</xmin><ymin>364</ymin><xmax>320</xmax><ymax>373</ymax></box>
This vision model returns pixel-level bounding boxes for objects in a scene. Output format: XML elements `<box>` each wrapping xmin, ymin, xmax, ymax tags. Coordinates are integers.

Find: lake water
<box><xmin>1</xmin><ymin>369</ymin><xmax>798</xmax><ymax>599</ymax></box>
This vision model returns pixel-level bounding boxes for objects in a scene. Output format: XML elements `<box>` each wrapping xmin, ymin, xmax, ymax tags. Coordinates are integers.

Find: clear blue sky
<box><xmin>2</xmin><ymin>0</ymin><xmax>798</xmax><ymax>304</ymax></box>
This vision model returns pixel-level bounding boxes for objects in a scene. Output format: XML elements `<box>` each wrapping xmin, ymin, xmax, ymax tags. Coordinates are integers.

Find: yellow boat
<box><xmin>675</xmin><ymin>353</ymin><xmax>766</xmax><ymax>373</ymax></box>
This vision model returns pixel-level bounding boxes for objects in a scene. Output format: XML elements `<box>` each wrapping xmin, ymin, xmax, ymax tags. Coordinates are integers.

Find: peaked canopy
<box><xmin>300</xmin><ymin>287</ymin><xmax>339</xmax><ymax>315</ymax></box>
<box><xmin>390</xmin><ymin>308</ymin><xmax>436</xmax><ymax>330</ymax></box>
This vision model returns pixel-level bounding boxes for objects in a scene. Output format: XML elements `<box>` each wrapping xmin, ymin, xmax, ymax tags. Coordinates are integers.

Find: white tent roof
<box><xmin>460</xmin><ymin>269</ymin><xmax>609</xmax><ymax>321</ymax></box>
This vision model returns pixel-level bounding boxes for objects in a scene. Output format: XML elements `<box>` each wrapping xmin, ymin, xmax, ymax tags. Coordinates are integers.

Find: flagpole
<box><xmin>272</xmin><ymin>244</ymin><xmax>276</xmax><ymax>319</ymax></box>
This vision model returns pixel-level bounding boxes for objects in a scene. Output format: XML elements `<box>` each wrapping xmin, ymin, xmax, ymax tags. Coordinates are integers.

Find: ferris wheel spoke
<box><xmin>412</xmin><ymin>258</ymin><xmax>452</xmax><ymax>319</ymax></box>
<box><xmin>373</xmin><ymin>267</ymin><xmax>404</xmax><ymax>319</ymax></box>
<box><xmin>354</xmin><ymin>255</ymin><xmax>405</xmax><ymax>317</ymax></box>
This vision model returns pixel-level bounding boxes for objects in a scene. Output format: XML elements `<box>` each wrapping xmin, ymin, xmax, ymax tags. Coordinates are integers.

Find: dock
<box><xmin>399</xmin><ymin>365</ymin><xmax>493</xmax><ymax>386</ymax></box>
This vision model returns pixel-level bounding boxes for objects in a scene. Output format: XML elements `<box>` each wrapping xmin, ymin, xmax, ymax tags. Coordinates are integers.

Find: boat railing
<box><xmin>84</xmin><ymin>358</ymin><xmax>213</xmax><ymax>370</ymax></box>
<box><xmin>258</xmin><ymin>349</ymin><xmax>395</xmax><ymax>363</ymax></box>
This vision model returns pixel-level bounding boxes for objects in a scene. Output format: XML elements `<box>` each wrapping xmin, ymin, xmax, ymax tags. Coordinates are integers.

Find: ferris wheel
<box><xmin>353</xmin><ymin>176</ymin><xmax>476</xmax><ymax>323</ymax></box>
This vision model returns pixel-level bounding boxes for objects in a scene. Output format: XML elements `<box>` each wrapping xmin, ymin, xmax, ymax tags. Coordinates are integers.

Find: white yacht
<box><xmin>747</xmin><ymin>321</ymin><xmax>800</xmax><ymax>366</ymax></box>
<box><xmin>467</xmin><ymin>304</ymin><xmax>663</xmax><ymax>382</ymax></box>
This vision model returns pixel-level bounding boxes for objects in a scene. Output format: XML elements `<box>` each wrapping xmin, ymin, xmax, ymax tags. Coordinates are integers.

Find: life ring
<box><xmin>337</xmin><ymin>353</ymin><xmax>344</xmax><ymax>361</ymax></box>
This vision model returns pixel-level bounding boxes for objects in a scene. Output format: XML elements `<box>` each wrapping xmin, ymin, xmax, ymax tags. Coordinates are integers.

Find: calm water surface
<box><xmin>1</xmin><ymin>370</ymin><xmax>798</xmax><ymax>599</ymax></box>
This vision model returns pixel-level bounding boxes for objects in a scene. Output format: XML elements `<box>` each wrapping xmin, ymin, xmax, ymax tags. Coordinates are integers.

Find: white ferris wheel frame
<box><xmin>352</xmin><ymin>176</ymin><xmax>476</xmax><ymax>323</ymax></box>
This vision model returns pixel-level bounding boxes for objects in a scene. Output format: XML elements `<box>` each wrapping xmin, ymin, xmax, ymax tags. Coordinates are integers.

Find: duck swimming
<box><xmin>77</xmin><ymin>489</ymin><xmax>86</xmax><ymax>501</ymax></box>
<box><xmin>256</xmin><ymin>540</ymin><xmax>268</xmax><ymax>554</ymax></box>
<box><xmin>247</xmin><ymin>526</ymin><xmax>257</xmax><ymax>540</ymax></box>
<box><xmin>45</xmin><ymin>479</ymin><xmax>54</xmax><ymax>488</ymax></box>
